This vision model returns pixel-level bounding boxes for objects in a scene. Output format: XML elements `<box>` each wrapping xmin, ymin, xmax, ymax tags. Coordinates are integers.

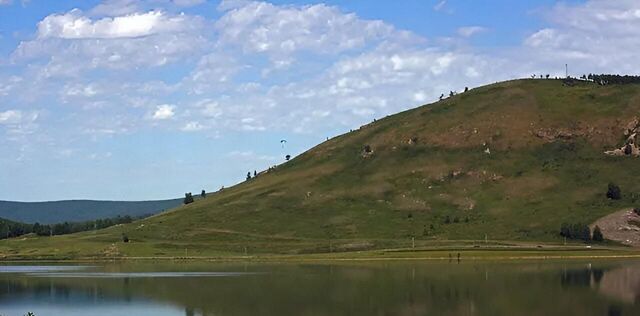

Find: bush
<box><xmin>606</xmin><ymin>183</ymin><xmax>622</xmax><ymax>200</ymax></box>
<box><xmin>184</xmin><ymin>192</ymin><xmax>194</xmax><ymax>204</ymax></box>
<box><xmin>560</xmin><ymin>222</ymin><xmax>591</xmax><ymax>241</ymax></box>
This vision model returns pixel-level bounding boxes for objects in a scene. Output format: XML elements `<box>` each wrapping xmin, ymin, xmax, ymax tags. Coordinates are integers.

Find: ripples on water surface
<box><xmin>1</xmin><ymin>260</ymin><xmax>640</xmax><ymax>315</ymax></box>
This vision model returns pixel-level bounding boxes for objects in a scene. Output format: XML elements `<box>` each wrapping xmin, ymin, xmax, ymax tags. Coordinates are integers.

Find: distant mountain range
<box><xmin>0</xmin><ymin>199</ymin><xmax>183</xmax><ymax>224</ymax></box>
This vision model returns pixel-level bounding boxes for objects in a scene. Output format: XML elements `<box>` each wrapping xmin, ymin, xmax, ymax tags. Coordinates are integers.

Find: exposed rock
<box><xmin>362</xmin><ymin>145</ymin><xmax>374</xmax><ymax>158</ymax></box>
<box><xmin>534</xmin><ymin>128</ymin><xmax>584</xmax><ymax>141</ymax></box>
<box><xmin>605</xmin><ymin>117</ymin><xmax>640</xmax><ymax>157</ymax></box>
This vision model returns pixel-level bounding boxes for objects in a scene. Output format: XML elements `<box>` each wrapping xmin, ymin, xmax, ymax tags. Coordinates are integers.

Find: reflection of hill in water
<box><xmin>0</xmin><ymin>277</ymin><xmax>142</xmax><ymax>305</ymax></box>
<box><xmin>2</xmin><ymin>263</ymin><xmax>640</xmax><ymax>316</ymax></box>
<box><xmin>597</xmin><ymin>265</ymin><xmax>640</xmax><ymax>304</ymax></box>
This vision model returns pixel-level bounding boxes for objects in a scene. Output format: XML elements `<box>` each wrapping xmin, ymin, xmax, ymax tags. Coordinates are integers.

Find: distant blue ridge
<box><xmin>0</xmin><ymin>199</ymin><xmax>182</xmax><ymax>224</ymax></box>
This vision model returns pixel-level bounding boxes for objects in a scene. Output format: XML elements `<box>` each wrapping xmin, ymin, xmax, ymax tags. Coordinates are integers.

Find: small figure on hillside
<box><xmin>464</xmin><ymin>87</ymin><xmax>469</xmax><ymax>93</ymax></box>
<box><xmin>285</xmin><ymin>154</ymin><xmax>291</xmax><ymax>161</ymax></box>
<box><xmin>439</xmin><ymin>93</ymin><xmax>444</xmax><ymax>101</ymax></box>
<box><xmin>201</xmin><ymin>190</ymin><xmax>206</xmax><ymax>198</ymax></box>
<box><xmin>254</xmin><ymin>170</ymin><xmax>257</xmax><ymax>177</ymax></box>
<box><xmin>246</xmin><ymin>172</ymin><xmax>252</xmax><ymax>181</ymax></box>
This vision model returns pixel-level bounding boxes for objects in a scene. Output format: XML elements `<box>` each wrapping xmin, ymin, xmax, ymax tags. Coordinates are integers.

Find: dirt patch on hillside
<box><xmin>592</xmin><ymin>209</ymin><xmax>640</xmax><ymax>247</ymax></box>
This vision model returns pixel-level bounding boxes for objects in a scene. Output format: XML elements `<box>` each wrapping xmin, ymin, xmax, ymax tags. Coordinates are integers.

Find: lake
<box><xmin>1</xmin><ymin>260</ymin><xmax>639</xmax><ymax>315</ymax></box>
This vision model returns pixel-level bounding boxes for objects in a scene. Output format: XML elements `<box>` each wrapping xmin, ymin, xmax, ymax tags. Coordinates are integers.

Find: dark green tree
<box><xmin>184</xmin><ymin>192</ymin><xmax>194</xmax><ymax>204</ymax></box>
<box><xmin>592</xmin><ymin>226</ymin><xmax>604</xmax><ymax>242</ymax></box>
<box><xmin>606</xmin><ymin>183</ymin><xmax>622</xmax><ymax>200</ymax></box>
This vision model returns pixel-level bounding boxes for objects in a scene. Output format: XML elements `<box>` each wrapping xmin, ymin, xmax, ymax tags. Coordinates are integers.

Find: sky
<box><xmin>0</xmin><ymin>0</ymin><xmax>638</xmax><ymax>201</ymax></box>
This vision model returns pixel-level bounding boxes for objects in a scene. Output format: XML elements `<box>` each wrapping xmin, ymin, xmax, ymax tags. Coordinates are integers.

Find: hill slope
<box><xmin>0</xmin><ymin>199</ymin><xmax>182</xmax><ymax>224</ymax></box>
<box><xmin>4</xmin><ymin>79</ymin><xmax>640</xmax><ymax>258</ymax></box>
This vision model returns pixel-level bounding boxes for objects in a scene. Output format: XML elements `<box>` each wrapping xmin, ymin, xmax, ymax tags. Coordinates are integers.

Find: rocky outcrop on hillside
<box><xmin>605</xmin><ymin>117</ymin><xmax>640</xmax><ymax>157</ymax></box>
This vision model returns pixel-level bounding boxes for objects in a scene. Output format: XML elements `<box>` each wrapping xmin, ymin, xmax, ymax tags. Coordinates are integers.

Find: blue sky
<box><xmin>0</xmin><ymin>0</ymin><xmax>637</xmax><ymax>201</ymax></box>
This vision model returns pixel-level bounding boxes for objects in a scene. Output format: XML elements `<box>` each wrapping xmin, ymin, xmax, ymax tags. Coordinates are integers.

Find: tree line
<box><xmin>583</xmin><ymin>74</ymin><xmax>640</xmax><ymax>85</ymax></box>
<box><xmin>0</xmin><ymin>214</ymin><xmax>146</xmax><ymax>240</ymax></box>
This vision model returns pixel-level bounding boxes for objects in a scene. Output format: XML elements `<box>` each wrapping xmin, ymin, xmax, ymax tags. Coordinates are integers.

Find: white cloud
<box><xmin>37</xmin><ymin>9</ymin><xmax>192</xmax><ymax>39</ymax></box>
<box><xmin>0</xmin><ymin>110</ymin><xmax>23</xmax><ymax>124</ymax></box>
<box><xmin>0</xmin><ymin>0</ymin><xmax>12</xmax><ymax>5</ymax></box>
<box><xmin>457</xmin><ymin>26</ymin><xmax>487</xmax><ymax>37</ymax></box>
<box><xmin>181</xmin><ymin>121</ymin><xmax>205</xmax><ymax>131</ymax></box>
<box><xmin>90</xmin><ymin>0</ymin><xmax>139</xmax><ymax>16</ymax></box>
<box><xmin>433</xmin><ymin>0</ymin><xmax>446</xmax><ymax>11</ymax></box>
<box><xmin>63</xmin><ymin>83</ymin><xmax>99</xmax><ymax>98</ymax></box>
<box><xmin>215</xmin><ymin>1</ymin><xmax>396</xmax><ymax>59</ymax></box>
<box><xmin>173</xmin><ymin>0</ymin><xmax>206</xmax><ymax>7</ymax></box>
<box><xmin>522</xmin><ymin>0</ymin><xmax>640</xmax><ymax>74</ymax></box>
<box><xmin>152</xmin><ymin>104</ymin><xmax>175</xmax><ymax>120</ymax></box>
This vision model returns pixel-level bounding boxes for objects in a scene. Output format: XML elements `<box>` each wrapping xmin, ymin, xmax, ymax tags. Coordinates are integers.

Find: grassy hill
<box><xmin>4</xmin><ymin>79</ymin><xmax>640</xmax><ymax>259</ymax></box>
<box><xmin>0</xmin><ymin>199</ymin><xmax>182</xmax><ymax>224</ymax></box>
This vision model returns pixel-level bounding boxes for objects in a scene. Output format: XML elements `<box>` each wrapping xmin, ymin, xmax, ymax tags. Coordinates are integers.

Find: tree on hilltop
<box><xmin>184</xmin><ymin>192</ymin><xmax>194</xmax><ymax>204</ymax></box>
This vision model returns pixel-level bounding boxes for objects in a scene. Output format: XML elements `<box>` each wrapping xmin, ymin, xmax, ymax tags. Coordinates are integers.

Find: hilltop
<box><xmin>0</xmin><ymin>199</ymin><xmax>182</xmax><ymax>224</ymax></box>
<box><xmin>4</xmin><ymin>78</ymin><xmax>640</xmax><ymax>259</ymax></box>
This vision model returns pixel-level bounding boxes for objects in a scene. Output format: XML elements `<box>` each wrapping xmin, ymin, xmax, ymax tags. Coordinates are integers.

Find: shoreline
<box><xmin>3</xmin><ymin>246</ymin><xmax>640</xmax><ymax>263</ymax></box>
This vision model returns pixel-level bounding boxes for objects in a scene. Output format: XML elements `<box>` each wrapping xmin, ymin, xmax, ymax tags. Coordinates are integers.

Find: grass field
<box><xmin>3</xmin><ymin>78</ymin><xmax>640</xmax><ymax>260</ymax></box>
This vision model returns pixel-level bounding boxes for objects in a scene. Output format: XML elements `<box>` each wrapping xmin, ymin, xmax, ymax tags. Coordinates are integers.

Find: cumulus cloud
<box><xmin>12</xmin><ymin>9</ymin><xmax>207</xmax><ymax>75</ymax></box>
<box><xmin>215</xmin><ymin>1</ymin><xmax>396</xmax><ymax>59</ymax></box>
<box><xmin>37</xmin><ymin>9</ymin><xmax>193</xmax><ymax>39</ymax></box>
<box><xmin>152</xmin><ymin>104</ymin><xmax>175</xmax><ymax>120</ymax></box>
<box><xmin>523</xmin><ymin>0</ymin><xmax>640</xmax><ymax>74</ymax></box>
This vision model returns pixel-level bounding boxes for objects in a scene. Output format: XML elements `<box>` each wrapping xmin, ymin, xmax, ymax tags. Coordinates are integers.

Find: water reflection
<box><xmin>1</xmin><ymin>261</ymin><xmax>640</xmax><ymax>316</ymax></box>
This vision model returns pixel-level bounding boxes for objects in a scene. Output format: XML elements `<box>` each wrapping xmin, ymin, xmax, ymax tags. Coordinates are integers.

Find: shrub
<box><xmin>560</xmin><ymin>222</ymin><xmax>591</xmax><ymax>241</ymax></box>
<box><xmin>592</xmin><ymin>226</ymin><xmax>604</xmax><ymax>242</ymax></box>
<box><xmin>184</xmin><ymin>192</ymin><xmax>194</xmax><ymax>204</ymax></box>
<box><xmin>606</xmin><ymin>183</ymin><xmax>622</xmax><ymax>200</ymax></box>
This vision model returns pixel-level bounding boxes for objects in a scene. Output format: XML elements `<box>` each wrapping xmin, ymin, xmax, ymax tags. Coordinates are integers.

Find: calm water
<box><xmin>1</xmin><ymin>260</ymin><xmax>640</xmax><ymax>315</ymax></box>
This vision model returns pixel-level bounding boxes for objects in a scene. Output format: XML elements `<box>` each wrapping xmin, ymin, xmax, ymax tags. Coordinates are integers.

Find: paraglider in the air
<box><xmin>280</xmin><ymin>139</ymin><xmax>287</xmax><ymax>148</ymax></box>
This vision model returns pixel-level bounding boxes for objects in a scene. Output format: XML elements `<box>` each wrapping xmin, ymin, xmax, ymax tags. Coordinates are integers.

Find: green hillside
<box><xmin>0</xmin><ymin>199</ymin><xmax>182</xmax><ymax>224</ymax></box>
<box><xmin>4</xmin><ymin>79</ymin><xmax>640</xmax><ymax>259</ymax></box>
